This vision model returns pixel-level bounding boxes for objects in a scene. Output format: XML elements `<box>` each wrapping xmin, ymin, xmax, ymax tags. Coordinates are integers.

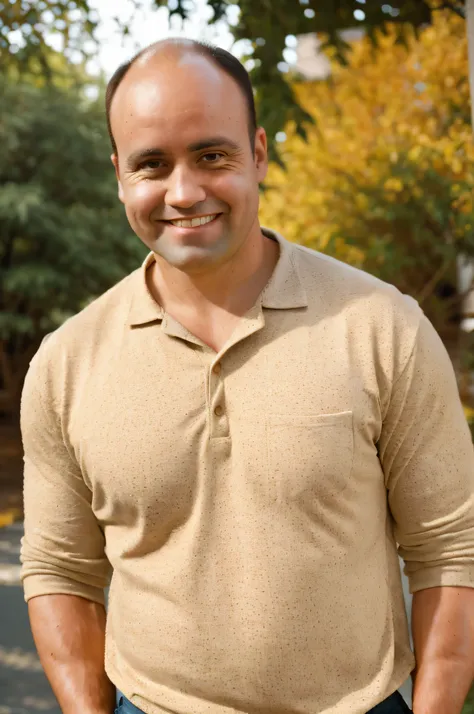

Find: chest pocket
<box><xmin>266</xmin><ymin>411</ymin><xmax>354</xmax><ymax>505</ymax></box>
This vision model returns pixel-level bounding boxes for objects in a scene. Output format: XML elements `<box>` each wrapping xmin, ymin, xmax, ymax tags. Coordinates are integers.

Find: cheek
<box><xmin>124</xmin><ymin>181</ymin><xmax>164</xmax><ymax>223</ymax></box>
<box><xmin>211</xmin><ymin>169</ymin><xmax>258</xmax><ymax>211</ymax></box>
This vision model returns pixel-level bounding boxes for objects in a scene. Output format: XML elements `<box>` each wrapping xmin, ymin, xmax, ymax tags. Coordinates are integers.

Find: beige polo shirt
<box><xmin>21</xmin><ymin>229</ymin><xmax>474</xmax><ymax>714</ymax></box>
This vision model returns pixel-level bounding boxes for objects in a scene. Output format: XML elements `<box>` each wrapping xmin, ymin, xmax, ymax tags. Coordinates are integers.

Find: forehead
<box><xmin>110</xmin><ymin>52</ymin><xmax>249</xmax><ymax>154</ymax></box>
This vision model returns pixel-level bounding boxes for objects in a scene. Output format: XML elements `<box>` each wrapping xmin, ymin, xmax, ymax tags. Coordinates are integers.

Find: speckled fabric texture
<box><xmin>20</xmin><ymin>230</ymin><xmax>474</xmax><ymax>714</ymax></box>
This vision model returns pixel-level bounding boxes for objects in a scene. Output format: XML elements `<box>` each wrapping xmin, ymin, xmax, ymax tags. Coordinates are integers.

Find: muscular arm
<box><xmin>377</xmin><ymin>313</ymin><xmax>474</xmax><ymax>711</ymax></box>
<box><xmin>29</xmin><ymin>594</ymin><xmax>115</xmax><ymax>714</ymax></box>
<box><xmin>411</xmin><ymin>586</ymin><xmax>474</xmax><ymax>714</ymax></box>
<box><xmin>20</xmin><ymin>339</ymin><xmax>115</xmax><ymax>712</ymax></box>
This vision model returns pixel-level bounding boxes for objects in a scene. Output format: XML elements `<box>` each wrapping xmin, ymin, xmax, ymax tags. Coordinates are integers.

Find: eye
<box><xmin>140</xmin><ymin>159</ymin><xmax>165</xmax><ymax>170</ymax></box>
<box><xmin>200</xmin><ymin>152</ymin><xmax>224</xmax><ymax>163</ymax></box>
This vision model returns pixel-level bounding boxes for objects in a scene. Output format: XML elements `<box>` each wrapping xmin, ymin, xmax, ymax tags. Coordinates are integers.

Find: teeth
<box><xmin>170</xmin><ymin>215</ymin><xmax>217</xmax><ymax>228</ymax></box>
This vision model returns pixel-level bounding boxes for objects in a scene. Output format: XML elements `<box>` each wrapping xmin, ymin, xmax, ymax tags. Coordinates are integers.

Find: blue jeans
<box><xmin>115</xmin><ymin>693</ymin><xmax>143</xmax><ymax>714</ymax></box>
<box><xmin>115</xmin><ymin>690</ymin><xmax>412</xmax><ymax>714</ymax></box>
<box><xmin>367</xmin><ymin>690</ymin><xmax>413</xmax><ymax>713</ymax></box>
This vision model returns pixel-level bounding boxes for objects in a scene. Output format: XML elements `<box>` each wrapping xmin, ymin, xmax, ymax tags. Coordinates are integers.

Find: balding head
<box><xmin>106</xmin><ymin>35</ymin><xmax>268</xmax><ymax>275</ymax></box>
<box><xmin>106</xmin><ymin>39</ymin><xmax>257</xmax><ymax>156</ymax></box>
<box><xmin>134</xmin><ymin>37</ymin><xmax>199</xmax><ymax>65</ymax></box>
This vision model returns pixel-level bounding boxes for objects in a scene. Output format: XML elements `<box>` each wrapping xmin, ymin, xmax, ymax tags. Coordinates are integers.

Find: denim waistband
<box><xmin>115</xmin><ymin>689</ymin><xmax>412</xmax><ymax>714</ymax></box>
<box><xmin>115</xmin><ymin>693</ymin><xmax>146</xmax><ymax>714</ymax></box>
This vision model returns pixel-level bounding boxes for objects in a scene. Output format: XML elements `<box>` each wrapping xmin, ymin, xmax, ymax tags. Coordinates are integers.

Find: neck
<box><xmin>149</xmin><ymin>226</ymin><xmax>279</xmax><ymax>318</ymax></box>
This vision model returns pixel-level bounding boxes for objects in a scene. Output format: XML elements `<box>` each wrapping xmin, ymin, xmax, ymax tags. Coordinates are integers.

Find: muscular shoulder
<box><xmin>288</xmin><ymin>241</ymin><xmax>425</xmax><ymax>395</ymax></box>
<box><xmin>292</xmin><ymin>242</ymin><xmax>422</xmax><ymax>335</ymax></box>
<box><xmin>25</xmin><ymin>267</ymin><xmax>141</xmax><ymax>411</ymax></box>
<box><xmin>39</xmin><ymin>268</ymin><xmax>139</xmax><ymax>358</ymax></box>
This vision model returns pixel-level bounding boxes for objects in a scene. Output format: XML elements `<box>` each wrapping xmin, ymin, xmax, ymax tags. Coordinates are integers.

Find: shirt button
<box><xmin>212</xmin><ymin>363</ymin><xmax>222</xmax><ymax>375</ymax></box>
<box><xmin>214</xmin><ymin>405</ymin><xmax>224</xmax><ymax>417</ymax></box>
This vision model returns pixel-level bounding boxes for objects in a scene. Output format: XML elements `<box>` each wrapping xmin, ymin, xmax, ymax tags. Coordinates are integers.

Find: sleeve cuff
<box><xmin>22</xmin><ymin>573</ymin><xmax>106</xmax><ymax>606</ymax></box>
<box><xmin>406</xmin><ymin>563</ymin><xmax>474</xmax><ymax>594</ymax></box>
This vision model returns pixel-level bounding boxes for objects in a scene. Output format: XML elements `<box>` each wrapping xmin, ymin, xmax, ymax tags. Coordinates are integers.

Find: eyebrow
<box><xmin>125</xmin><ymin>136</ymin><xmax>241</xmax><ymax>170</ymax></box>
<box><xmin>187</xmin><ymin>136</ymin><xmax>241</xmax><ymax>153</ymax></box>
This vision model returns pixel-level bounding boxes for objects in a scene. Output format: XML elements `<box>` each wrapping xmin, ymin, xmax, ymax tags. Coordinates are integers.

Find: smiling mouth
<box><xmin>166</xmin><ymin>214</ymin><xmax>220</xmax><ymax>228</ymax></box>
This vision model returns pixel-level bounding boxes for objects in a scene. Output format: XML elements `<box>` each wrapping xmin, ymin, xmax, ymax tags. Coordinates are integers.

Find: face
<box><xmin>110</xmin><ymin>49</ymin><xmax>268</xmax><ymax>274</ymax></box>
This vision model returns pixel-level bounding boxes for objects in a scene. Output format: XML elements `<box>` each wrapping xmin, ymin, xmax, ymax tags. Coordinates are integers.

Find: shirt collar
<box><xmin>127</xmin><ymin>252</ymin><xmax>164</xmax><ymax>327</ymax></box>
<box><xmin>260</xmin><ymin>228</ymin><xmax>308</xmax><ymax>310</ymax></box>
<box><xmin>127</xmin><ymin>228</ymin><xmax>308</xmax><ymax>327</ymax></box>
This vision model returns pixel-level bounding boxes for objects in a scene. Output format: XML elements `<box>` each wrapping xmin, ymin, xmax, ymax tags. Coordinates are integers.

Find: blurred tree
<box><xmin>0</xmin><ymin>78</ymin><xmax>146</xmax><ymax>415</ymax></box>
<box><xmin>210</xmin><ymin>0</ymin><xmax>466</xmax><ymax>159</ymax></box>
<box><xmin>464</xmin><ymin>683</ymin><xmax>474</xmax><ymax>714</ymax></box>
<box><xmin>259</xmin><ymin>11</ymin><xmax>474</xmax><ymax>352</ymax></box>
<box><xmin>469</xmin><ymin>0</ymin><xmax>474</xmax><ymax>125</ymax></box>
<box><xmin>0</xmin><ymin>1</ymin><xmax>465</xmax><ymax>159</ymax></box>
<box><xmin>0</xmin><ymin>0</ymin><xmax>98</xmax><ymax>77</ymax></box>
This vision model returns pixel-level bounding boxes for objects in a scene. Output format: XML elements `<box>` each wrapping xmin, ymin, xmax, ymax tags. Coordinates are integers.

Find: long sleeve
<box><xmin>379</xmin><ymin>314</ymin><xmax>474</xmax><ymax>593</ymax></box>
<box><xmin>20</xmin><ymin>337</ymin><xmax>111</xmax><ymax>604</ymax></box>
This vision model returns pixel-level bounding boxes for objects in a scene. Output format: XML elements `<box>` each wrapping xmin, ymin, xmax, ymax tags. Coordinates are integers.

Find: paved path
<box><xmin>0</xmin><ymin>522</ymin><xmax>412</xmax><ymax>712</ymax></box>
<box><xmin>0</xmin><ymin>522</ymin><xmax>60</xmax><ymax>714</ymax></box>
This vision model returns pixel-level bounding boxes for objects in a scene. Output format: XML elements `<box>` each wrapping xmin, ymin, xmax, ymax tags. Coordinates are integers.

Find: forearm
<box><xmin>28</xmin><ymin>594</ymin><xmax>115</xmax><ymax>714</ymax></box>
<box><xmin>411</xmin><ymin>586</ymin><xmax>474</xmax><ymax>714</ymax></box>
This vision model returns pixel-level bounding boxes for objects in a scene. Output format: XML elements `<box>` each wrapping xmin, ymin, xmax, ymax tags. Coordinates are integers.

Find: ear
<box><xmin>111</xmin><ymin>154</ymin><xmax>125</xmax><ymax>204</ymax></box>
<box><xmin>254</xmin><ymin>127</ymin><xmax>268</xmax><ymax>183</ymax></box>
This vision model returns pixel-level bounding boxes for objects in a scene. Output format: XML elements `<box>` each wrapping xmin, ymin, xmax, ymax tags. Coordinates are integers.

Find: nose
<box><xmin>164</xmin><ymin>166</ymin><xmax>206</xmax><ymax>208</ymax></box>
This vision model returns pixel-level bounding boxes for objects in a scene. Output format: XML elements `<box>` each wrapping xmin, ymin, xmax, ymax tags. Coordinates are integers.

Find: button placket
<box><xmin>209</xmin><ymin>360</ymin><xmax>228</xmax><ymax>438</ymax></box>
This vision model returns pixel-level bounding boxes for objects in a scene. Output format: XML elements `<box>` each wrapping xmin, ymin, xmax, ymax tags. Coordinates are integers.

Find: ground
<box><xmin>0</xmin><ymin>523</ymin><xmax>60</xmax><ymax>714</ymax></box>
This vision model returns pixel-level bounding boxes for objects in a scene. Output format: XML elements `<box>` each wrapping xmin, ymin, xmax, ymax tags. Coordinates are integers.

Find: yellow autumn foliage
<box><xmin>260</xmin><ymin>10</ymin><xmax>474</xmax><ymax>297</ymax></box>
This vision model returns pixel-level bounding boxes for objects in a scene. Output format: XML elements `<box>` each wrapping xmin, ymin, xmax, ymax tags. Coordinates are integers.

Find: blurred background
<box><xmin>0</xmin><ymin>0</ymin><xmax>473</xmax><ymax>712</ymax></box>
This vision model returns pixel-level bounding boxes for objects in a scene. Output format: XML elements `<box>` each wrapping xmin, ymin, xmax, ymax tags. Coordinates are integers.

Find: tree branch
<box><xmin>434</xmin><ymin>3</ymin><xmax>466</xmax><ymax>19</ymax></box>
<box><xmin>416</xmin><ymin>255</ymin><xmax>454</xmax><ymax>306</ymax></box>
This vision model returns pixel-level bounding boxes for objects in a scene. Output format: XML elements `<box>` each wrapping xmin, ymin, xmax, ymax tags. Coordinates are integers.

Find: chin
<box><xmin>156</xmin><ymin>235</ymin><xmax>232</xmax><ymax>267</ymax></box>
<box><xmin>156</xmin><ymin>245</ymin><xmax>220</xmax><ymax>271</ymax></box>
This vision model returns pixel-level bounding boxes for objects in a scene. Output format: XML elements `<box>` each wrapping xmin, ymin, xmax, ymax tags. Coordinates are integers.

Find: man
<box><xmin>20</xmin><ymin>38</ymin><xmax>474</xmax><ymax>714</ymax></box>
